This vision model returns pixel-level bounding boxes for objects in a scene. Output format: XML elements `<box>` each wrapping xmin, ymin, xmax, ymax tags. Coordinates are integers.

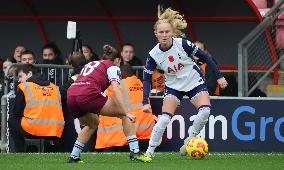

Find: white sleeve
<box><xmin>107</xmin><ymin>66</ymin><xmax>121</xmax><ymax>83</ymax></box>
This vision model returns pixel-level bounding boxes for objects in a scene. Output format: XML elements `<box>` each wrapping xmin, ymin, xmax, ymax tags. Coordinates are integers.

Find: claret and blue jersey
<box><xmin>143</xmin><ymin>38</ymin><xmax>223</xmax><ymax>105</ymax></box>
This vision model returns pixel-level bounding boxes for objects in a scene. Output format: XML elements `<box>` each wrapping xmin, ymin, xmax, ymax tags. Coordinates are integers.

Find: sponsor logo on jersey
<box><xmin>167</xmin><ymin>63</ymin><xmax>185</xmax><ymax>73</ymax></box>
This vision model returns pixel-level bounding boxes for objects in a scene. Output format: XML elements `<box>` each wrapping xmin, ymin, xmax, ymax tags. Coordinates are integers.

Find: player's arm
<box><xmin>182</xmin><ymin>39</ymin><xmax>222</xmax><ymax>79</ymax></box>
<box><xmin>182</xmin><ymin>39</ymin><xmax>228</xmax><ymax>88</ymax></box>
<box><xmin>111</xmin><ymin>81</ymin><xmax>128</xmax><ymax>114</ymax></box>
<box><xmin>143</xmin><ymin>54</ymin><xmax>157</xmax><ymax>112</ymax></box>
<box><xmin>107</xmin><ymin>66</ymin><xmax>135</xmax><ymax>122</ymax></box>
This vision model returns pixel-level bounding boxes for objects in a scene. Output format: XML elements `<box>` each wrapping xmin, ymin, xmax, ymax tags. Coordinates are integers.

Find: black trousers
<box><xmin>8</xmin><ymin>116</ymin><xmax>58</xmax><ymax>152</ymax></box>
<box><xmin>8</xmin><ymin>116</ymin><xmax>34</xmax><ymax>152</ymax></box>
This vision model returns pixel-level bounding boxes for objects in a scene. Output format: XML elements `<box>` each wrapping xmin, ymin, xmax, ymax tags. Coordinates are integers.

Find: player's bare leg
<box><xmin>145</xmin><ymin>96</ymin><xmax>178</xmax><ymax>157</ymax></box>
<box><xmin>69</xmin><ymin>113</ymin><xmax>99</xmax><ymax>163</ymax></box>
<box><xmin>100</xmin><ymin>97</ymin><xmax>152</xmax><ymax>162</ymax></box>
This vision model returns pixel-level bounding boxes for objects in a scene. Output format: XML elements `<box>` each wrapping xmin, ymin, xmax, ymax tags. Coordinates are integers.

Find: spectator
<box><xmin>42</xmin><ymin>42</ymin><xmax>65</xmax><ymax>85</ymax></box>
<box><xmin>42</xmin><ymin>42</ymin><xmax>63</xmax><ymax>64</ymax></box>
<box><xmin>10</xmin><ymin>45</ymin><xmax>26</xmax><ymax>63</ymax></box>
<box><xmin>60</xmin><ymin>52</ymin><xmax>87</xmax><ymax>102</ymax></box>
<box><xmin>120</xmin><ymin>43</ymin><xmax>142</xmax><ymax>66</ymax></box>
<box><xmin>120</xmin><ymin>43</ymin><xmax>143</xmax><ymax>80</ymax></box>
<box><xmin>3</xmin><ymin>59</ymin><xmax>13</xmax><ymax>77</ymax></box>
<box><xmin>8</xmin><ymin>64</ymin><xmax>65</xmax><ymax>152</ymax></box>
<box><xmin>59</xmin><ymin>52</ymin><xmax>88</xmax><ymax>152</ymax></box>
<box><xmin>3</xmin><ymin>59</ymin><xmax>16</xmax><ymax>93</ymax></box>
<box><xmin>96</xmin><ymin>65</ymin><xmax>155</xmax><ymax>152</ymax></box>
<box><xmin>82</xmin><ymin>44</ymin><xmax>100</xmax><ymax>62</ymax></box>
<box><xmin>20</xmin><ymin>50</ymin><xmax>36</xmax><ymax>64</ymax></box>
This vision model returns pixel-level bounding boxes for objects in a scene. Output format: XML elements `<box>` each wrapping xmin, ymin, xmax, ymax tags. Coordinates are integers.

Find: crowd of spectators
<box><xmin>0</xmin><ymin>40</ymin><xmax>262</xmax><ymax>153</ymax></box>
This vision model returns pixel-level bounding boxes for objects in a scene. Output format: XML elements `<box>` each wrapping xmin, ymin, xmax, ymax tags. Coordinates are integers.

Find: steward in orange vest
<box><xmin>96</xmin><ymin>65</ymin><xmax>155</xmax><ymax>151</ymax></box>
<box><xmin>8</xmin><ymin>64</ymin><xmax>65</xmax><ymax>152</ymax></box>
<box><xmin>151</xmin><ymin>69</ymin><xmax>165</xmax><ymax>96</ymax></box>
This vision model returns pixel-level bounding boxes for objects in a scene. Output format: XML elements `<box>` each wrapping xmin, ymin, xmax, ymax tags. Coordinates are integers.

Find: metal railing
<box><xmin>0</xmin><ymin>63</ymin><xmax>72</xmax><ymax>152</ymax></box>
<box><xmin>238</xmin><ymin>0</ymin><xmax>284</xmax><ymax>97</ymax></box>
<box><xmin>1</xmin><ymin>62</ymin><xmax>279</xmax><ymax>152</ymax></box>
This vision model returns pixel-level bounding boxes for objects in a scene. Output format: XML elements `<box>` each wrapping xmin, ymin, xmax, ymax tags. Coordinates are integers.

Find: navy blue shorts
<box><xmin>164</xmin><ymin>84</ymin><xmax>208</xmax><ymax>103</ymax></box>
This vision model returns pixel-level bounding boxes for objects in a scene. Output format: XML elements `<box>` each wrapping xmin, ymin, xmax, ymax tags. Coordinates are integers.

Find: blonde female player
<box><xmin>142</xmin><ymin>8</ymin><xmax>228</xmax><ymax>157</ymax></box>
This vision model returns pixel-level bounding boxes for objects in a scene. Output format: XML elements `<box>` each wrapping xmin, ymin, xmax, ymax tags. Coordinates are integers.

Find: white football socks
<box><xmin>146</xmin><ymin>113</ymin><xmax>172</xmax><ymax>155</ymax></box>
<box><xmin>127</xmin><ymin>135</ymin><xmax>140</xmax><ymax>153</ymax></box>
<box><xmin>187</xmin><ymin>105</ymin><xmax>210</xmax><ymax>141</ymax></box>
<box><xmin>71</xmin><ymin>140</ymin><xmax>85</xmax><ymax>159</ymax></box>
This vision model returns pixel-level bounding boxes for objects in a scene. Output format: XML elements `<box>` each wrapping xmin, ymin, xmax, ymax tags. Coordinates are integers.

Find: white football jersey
<box><xmin>148</xmin><ymin>38</ymin><xmax>204</xmax><ymax>92</ymax></box>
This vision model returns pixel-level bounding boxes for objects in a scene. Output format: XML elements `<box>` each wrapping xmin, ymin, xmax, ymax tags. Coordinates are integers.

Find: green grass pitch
<box><xmin>0</xmin><ymin>152</ymin><xmax>284</xmax><ymax>170</ymax></box>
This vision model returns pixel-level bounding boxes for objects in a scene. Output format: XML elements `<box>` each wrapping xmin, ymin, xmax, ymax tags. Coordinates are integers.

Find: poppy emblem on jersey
<box><xmin>168</xmin><ymin>55</ymin><xmax>174</xmax><ymax>62</ymax></box>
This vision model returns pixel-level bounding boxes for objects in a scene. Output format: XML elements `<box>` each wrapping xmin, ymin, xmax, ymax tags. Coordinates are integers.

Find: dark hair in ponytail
<box><xmin>101</xmin><ymin>44</ymin><xmax>120</xmax><ymax>61</ymax></box>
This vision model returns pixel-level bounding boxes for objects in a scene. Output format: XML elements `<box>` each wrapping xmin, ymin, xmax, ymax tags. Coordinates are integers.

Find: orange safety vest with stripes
<box><xmin>95</xmin><ymin>75</ymin><xmax>155</xmax><ymax>149</ymax></box>
<box><xmin>152</xmin><ymin>70</ymin><xmax>165</xmax><ymax>93</ymax></box>
<box><xmin>18</xmin><ymin>82</ymin><xmax>65</xmax><ymax>138</ymax></box>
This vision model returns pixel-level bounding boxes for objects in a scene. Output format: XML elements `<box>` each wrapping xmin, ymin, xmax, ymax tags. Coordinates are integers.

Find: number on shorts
<box><xmin>80</xmin><ymin>61</ymin><xmax>100</xmax><ymax>76</ymax></box>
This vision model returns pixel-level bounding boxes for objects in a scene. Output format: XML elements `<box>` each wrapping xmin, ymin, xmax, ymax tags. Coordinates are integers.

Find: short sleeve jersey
<box><xmin>145</xmin><ymin>38</ymin><xmax>205</xmax><ymax>92</ymax></box>
<box><xmin>68</xmin><ymin>60</ymin><xmax>121</xmax><ymax>96</ymax></box>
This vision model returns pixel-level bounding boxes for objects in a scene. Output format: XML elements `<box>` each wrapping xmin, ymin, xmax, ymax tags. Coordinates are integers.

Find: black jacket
<box><xmin>120</xmin><ymin>56</ymin><xmax>143</xmax><ymax>66</ymax></box>
<box><xmin>87</xmin><ymin>53</ymin><xmax>100</xmax><ymax>62</ymax></box>
<box><xmin>42</xmin><ymin>57</ymin><xmax>67</xmax><ymax>86</ymax></box>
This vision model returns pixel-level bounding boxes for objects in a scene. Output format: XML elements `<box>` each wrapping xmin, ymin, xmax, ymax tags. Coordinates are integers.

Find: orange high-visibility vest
<box><xmin>96</xmin><ymin>75</ymin><xmax>155</xmax><ymax>149</ymax></box>
<box><xmin>19</xmin><ymin>82</ymin><xmax>65</xmax><ymax>138</ymax></box>
<box><xmin>200</xmin><ymin>64</ymin><xmax>220</xmax><ymax>96</ymax></box>
<box><xmin>152</xmin><ymin>70</ymin><xmax>165</xmax><ymax>93</ymax></box>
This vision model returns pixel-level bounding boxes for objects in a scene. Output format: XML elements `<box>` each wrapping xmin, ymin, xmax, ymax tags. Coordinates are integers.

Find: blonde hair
<box><xmin>154</xmin><ymin>8</ymin><xmax>187</xmax><ymax>38</ymax></box>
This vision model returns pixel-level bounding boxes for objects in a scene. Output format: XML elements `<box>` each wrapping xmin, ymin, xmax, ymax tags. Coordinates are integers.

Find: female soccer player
<box><xmin>67</xmin><ymin>45</ymin><xmax>151</xmax><ymax>163</ymax></box>
<box><xmin>142</xmin><ymin>8</ymin><xmax>228</xmax><ymax>157</ymax></box>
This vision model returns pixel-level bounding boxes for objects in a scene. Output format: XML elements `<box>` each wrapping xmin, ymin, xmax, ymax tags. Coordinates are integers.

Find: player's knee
<box><xmin>80</xmin><ymin>114</ymin><xmax>99</xmax><ymax>129</ymax></box>
<box><xmin>89</xmin><ymin>120</ymin><xmax>99</xmax><ymax>129</ymax></box>
<box><xmin>198</xmin><ymin>105</ymin><xmax>211</xmax><ymax>122</ymax></box>
<box><xmin>94</xmin><ymin>117</ymin><xmax>100</xmax><ymax>126</ymax></box>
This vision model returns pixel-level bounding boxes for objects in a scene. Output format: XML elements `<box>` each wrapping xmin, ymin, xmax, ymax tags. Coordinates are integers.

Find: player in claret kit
<box><xmin>67</xmin><ymin>44</ymin><xmax>151</xmax><ymax>163</ymax></box>
<box><xmin>142</xmin><ymin>8</ymin><xmax>228</xmax><ymax>158</ymax></box>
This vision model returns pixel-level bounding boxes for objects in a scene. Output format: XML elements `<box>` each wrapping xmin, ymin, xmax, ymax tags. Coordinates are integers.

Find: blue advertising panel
<box><xmin>150</xmin><ymin>97</ymin><xmax>284</xmax><ymax>152</ymax></box>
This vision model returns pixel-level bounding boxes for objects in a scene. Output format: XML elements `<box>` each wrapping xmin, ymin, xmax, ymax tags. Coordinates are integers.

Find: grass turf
<box><xmin>0</xmin><ymin>152</ymin><xmax>284</xmax><ymax>170</ymax></box>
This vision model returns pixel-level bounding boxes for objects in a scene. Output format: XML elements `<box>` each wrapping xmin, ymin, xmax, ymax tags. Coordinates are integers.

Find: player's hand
<box><xmin>217</xmin><ymin>77</ymin><xmax>228</xmax><ymax>89</ymax></box>
<box><xmin>143</xmin><ymin>104</ymin><xmax>152</xmax><ymax>113</ymax></box>
<box><xmin>126</xmin><ymin>113</ymin><xmax>136</xmax><ymax>123</ymax></box>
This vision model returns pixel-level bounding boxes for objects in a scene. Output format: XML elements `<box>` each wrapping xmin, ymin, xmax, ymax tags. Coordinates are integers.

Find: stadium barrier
<box><xmin>1</xmin><ymin>63</ymin><xmax>283</xmax><ymax>152</ymax></box>
<box><xmin>238</xmin><ymin>0</ymin><xmax>284</xmax><ymax>96</ymax></box>
<box><xmin>0</xmin><ymin>64</ymin><xmax>144</xmax><ymax>152</ymax></box>
<box><xmin>151</xmin><ymin>96</ymin><xmax>284</xmax><ymax>152</ymax></box>
<box><xmin>0</xmin><ymin>63</ymin><xmax>72</xmax><ymax>152</ymax></box>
